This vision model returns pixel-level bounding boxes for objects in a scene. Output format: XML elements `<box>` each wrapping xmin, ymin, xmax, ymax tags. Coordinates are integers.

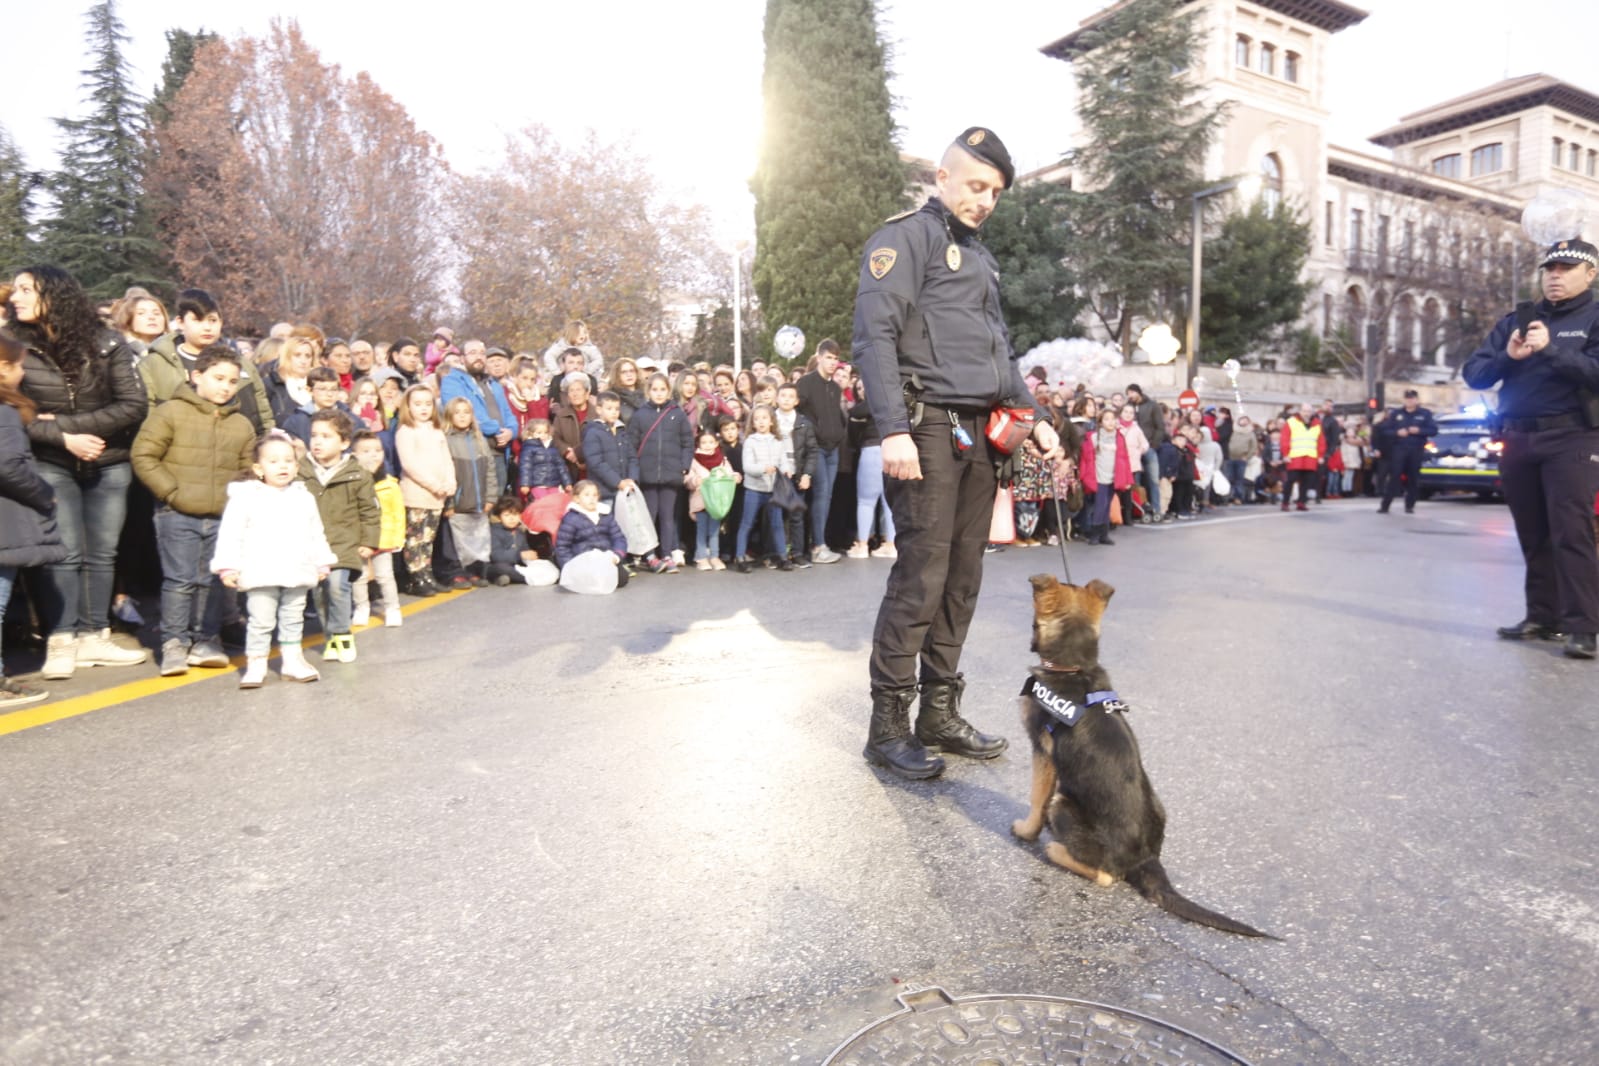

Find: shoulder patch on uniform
<box><xmin>882</xmin><ymin>208</ymin><xmax>916</xmax><ymax>223</ymax></box>
<box><xmin>868</xmin><ymin>247</ymin><xmax>898</xmax><ymax>280</ymax></box>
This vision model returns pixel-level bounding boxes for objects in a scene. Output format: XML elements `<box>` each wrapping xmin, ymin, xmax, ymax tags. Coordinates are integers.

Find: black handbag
<box><xmin>771</xmin><ymin>472</ymin><xmax>807</xmax><ymax>514</ymax></box>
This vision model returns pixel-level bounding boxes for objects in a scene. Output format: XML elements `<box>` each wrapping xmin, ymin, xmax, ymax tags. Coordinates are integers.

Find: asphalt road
<box><xmin>2</xmin><ymin>496</ymin><xmax>1596</xmax><ymax>1065</ymax></box>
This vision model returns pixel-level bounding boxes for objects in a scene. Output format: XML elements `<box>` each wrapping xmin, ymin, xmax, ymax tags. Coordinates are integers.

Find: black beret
<box><xmin>953</xmin><ymin>127</ymin><xmax>1014</xmax><ymax>189</ymax></box>
<box><xmin>1540</xmin><ymin>238</ymin><xmax>1598</xmax><ymax>269</ymax></box>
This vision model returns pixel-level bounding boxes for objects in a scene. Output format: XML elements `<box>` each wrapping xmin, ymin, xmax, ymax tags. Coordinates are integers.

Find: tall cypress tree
<box><xmin>1065</xmin><ymin>0</ymin><xmax>1226</xmax><ymax>353</ymax></box>
<box><xmin>147</xmin><ymin>27</ymin><xmax>218</xmax><ymax>129</ymax></box>
<box><xmin>39</xmin><ymin>0</ymin><xmax>166</xmax><ymax>297</ymax></box>
<box><xmin>0</xmin><ymin>125</ymin><xmax>38</xmax><ymax>268</ymax></box>
<box><xmin>752</xmin><ymin>0</ymin><xmax>905</xmax><ymax>358</ymax></box>
<box><xmin>981</xmin><ymin>181</ymin><xmax>1087</xmax><ymax>356</ymax></box>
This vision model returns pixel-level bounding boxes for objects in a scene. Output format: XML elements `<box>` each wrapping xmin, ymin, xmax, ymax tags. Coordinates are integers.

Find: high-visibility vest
<box><xmin>1287</xmin><ymin>418</ymin><xmax>1321</xmax><ymax>460</ymax></box>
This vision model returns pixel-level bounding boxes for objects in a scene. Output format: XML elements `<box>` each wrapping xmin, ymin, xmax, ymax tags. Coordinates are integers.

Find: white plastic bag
<box><xmin>1243</xmin><ymin>455</ymin><xmax>1263</xmax><ymax>481</ymax></box>
<box><xmin>517</xmin><ymin>559</ymin><xmax>559</xmax><ymax>587</ymax></box>
<box><xmin>614</xmin><ymin>486</ymin><xmax>659</xmax><ymax>557</ymax></box>
<box><xmin>559</xmin><ymin>549</ymin><xmax>620</xmax><ymax>595</ymax></box>
<box><xmin>1211</xmin><ymin>468</ymin><xmax>1232</xmax><ymax>497</ymax></box>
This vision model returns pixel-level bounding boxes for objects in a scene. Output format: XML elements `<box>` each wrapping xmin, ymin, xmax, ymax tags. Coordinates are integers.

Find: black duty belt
<box><xmin>922</xmin><ymin>403</ymin><xmax>989</xmax><ymax>422</ymax></box>
<box><xmin>1500</xmin><ymin>413</ymin><xmax>1585</xmax><ymax>432</ymax></box>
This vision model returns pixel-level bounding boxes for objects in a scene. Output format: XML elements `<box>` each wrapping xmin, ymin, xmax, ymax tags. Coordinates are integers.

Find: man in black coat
<box><xmin>795</xmin><ymin>340</ymin><xmax>846</xmax><ymax>562</ymax></box>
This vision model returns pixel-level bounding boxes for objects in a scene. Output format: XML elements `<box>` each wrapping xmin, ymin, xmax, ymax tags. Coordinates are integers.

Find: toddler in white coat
<box><xmin>211</xmin><ymin>430</ymin><xmax>337</xmax><ymax>688</ymax></box>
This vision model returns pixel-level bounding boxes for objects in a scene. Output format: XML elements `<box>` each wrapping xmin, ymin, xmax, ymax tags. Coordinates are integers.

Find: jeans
<box><xmin>154</xmin><ymin>507</ymin><xmax>223</xmax><ymax>646</ymax></box>
<box><xmin>317</xmin><ymin>568</ymin><xmax>354</xmax><ymax>635</ymax></box>
<box><xmin>855</xmin><ymin>445</ymin><xmax>896</xmax><ymax>543</ymax></box>
<box><xmin>1222</xmin><ymin>458</ymin><xmax>1249</xmax><ymax>503</ymax></box>
<box><xmin>695</xmin><ymin>510</ymin><xmax>721</xmax><ymax>561</ymax></box>
<box><xmin>1141</xmin><ymin>450</ymin><xmax>1163</xmax><ymax>517</ymax></box>
<box><xmin>354</xmin><ymin>553</ymin><xmax>399</xmax><ymax>613</ymax></box>
<box><xmin>245</xmin><ymin>585</ymin><xmax>309</xmax><ymax>660</ymax></box>
<box><xmin>641</xmin><ymin>484</ymin><xmax>681</xmax><ymax>557</ymax></box>
<box><xmin>37</xmin><ymin>460</ymin><xmax>132</xmax><ymax>635</ymax></box>
<box><xmin>736</xmin><ymin>489</ymin><xmax>786</xmax><ymax>558</ymax></box>
<box><xmin>810</xmin><ymin>447</ymin><xmax>839</xmax><ymax>551</ymax></box>
<box><xmin>0</xmin><ymin>565</ymin><xmax>14</xmax><ymax>673</ymax></box>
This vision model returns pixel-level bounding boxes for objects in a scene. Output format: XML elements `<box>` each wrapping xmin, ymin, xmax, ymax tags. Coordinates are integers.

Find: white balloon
<box><xmin>773</xmin><ymin>325</ymin><xmax>806</xmax><ymax>360</ymax></box>
<box><xmin>1522</xmin><ymin>189</ymin><xmax>1586</xmax><ymax>247</ymax></box>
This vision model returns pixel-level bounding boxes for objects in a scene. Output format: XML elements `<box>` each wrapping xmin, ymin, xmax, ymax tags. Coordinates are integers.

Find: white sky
<box><xmin>9</xmin><ymin>0</ymin><xmax>1598</xmax><ymax>243</ymax></box>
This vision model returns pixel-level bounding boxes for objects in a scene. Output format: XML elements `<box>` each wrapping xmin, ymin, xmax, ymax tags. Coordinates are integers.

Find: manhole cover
<box><xmin>825</xmin><ymin>986</ymin><xmax>1251</xmax><ymax>1065</ymax></box>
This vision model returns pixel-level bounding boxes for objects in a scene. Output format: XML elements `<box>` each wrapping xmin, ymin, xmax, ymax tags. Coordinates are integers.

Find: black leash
<box><xmin>1049</xmin><ymin>492</ymin><xmax>1072</xmax><ymax>584</ymax></box>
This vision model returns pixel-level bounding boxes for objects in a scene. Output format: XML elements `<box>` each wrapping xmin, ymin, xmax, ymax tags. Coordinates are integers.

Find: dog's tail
<box><xmin>1125</xmin><ymin>859</ymin><xmax>1279</xmax><ymax>939</ymax></box>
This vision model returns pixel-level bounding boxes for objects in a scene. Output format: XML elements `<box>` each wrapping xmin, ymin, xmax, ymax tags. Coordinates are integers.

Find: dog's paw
<box><xmin>1010</xmin><ymin>818</ymin><xmax>1042</xmax><ymax>841</ymax></box>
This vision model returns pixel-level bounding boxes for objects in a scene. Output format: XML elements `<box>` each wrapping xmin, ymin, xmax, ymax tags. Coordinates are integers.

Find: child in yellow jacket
<box><xmin>351</xmin><ymin>430</ymin><xmax>406</xmax><ymax>627</ymax></box>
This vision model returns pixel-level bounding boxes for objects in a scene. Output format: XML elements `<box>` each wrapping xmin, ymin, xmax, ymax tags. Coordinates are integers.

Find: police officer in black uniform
<box><xmin>852</xmin><ymin>127</ymin><xmax>1063</xmax><ymax>780</ymax></box>
<box><xmin>1462</xmin><ymin>238</ymin><xmax>1599</xmax><ymax>659</ymax></box>
<box><xmin>1375</xmin><ymin>389</ymin><xmax>1437</xmax><ymax>514</ymax></box>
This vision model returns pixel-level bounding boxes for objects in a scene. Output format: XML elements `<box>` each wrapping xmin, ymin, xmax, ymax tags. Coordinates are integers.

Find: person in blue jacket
<box><xmin>581</xmin><ymin>392</ymin><xmax>639</xmax><ymax>504</ymax></box>
<box><xmin>626</xmin><ymin>373</ymin><xmax>693</xmax><ymax>573</ymax></box>
<box><xmin>0</xmin><ymin>328</ymin><xmax>67</xmax><ymax>707</ymax></box>
<box><xmin>554</xmin><ymin>480</ymin><xmax>629</xmax><ymax>588</ymax></box>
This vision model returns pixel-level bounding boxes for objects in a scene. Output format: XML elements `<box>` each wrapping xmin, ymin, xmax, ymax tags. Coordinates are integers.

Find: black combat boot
<box><xmin>863</xmin><ymin>687</ymin><xmax>945</xmax><ymax>780</ymax></box>
<box><xmin>914</xmin><ymin>675</ymin><xmax>1008</xmax><ymax>759</ymax></box>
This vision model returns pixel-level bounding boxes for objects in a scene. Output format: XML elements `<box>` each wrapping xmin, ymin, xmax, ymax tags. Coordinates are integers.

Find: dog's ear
<box><xmin>1085</xmin><ymin>578</ymin><xmax>1115</xmax><ymax>604</ymax></box>
<box><xmin>1029</xmin><ymin>574</ymin><xmax>1060</xmax><ymax>595</ymax></box>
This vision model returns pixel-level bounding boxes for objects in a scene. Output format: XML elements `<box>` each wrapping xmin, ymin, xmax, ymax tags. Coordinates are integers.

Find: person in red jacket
<box><xmin>1080</xmin><ymin>409</ymin><xmax>1134</xmax><ymax>544</ymax></box>
<box><xmin>1279</xmin><ymin>403</ymin><xmax>1325</xmax><ymax>512</ymax></box>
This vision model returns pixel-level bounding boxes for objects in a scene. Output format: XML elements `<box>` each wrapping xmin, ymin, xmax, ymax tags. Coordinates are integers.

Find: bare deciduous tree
<box><xmin>149</xmin><ymin>20</ymin><xmax>446</xmax><ymax>337</ymax></box>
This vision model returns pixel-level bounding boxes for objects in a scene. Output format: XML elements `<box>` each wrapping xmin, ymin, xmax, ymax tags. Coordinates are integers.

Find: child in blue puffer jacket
<box><xmin>554</xmin><ymin>480</ymin><xmax>629</xmax><ymax>588</ymax></box>
<box><xmin>518</xmin><ymin>417</ymin><xmax>571</xmax><ymax>500</ymax></box>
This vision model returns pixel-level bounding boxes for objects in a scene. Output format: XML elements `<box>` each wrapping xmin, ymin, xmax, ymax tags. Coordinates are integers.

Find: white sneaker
<box><xmin>812</xmin><ymin>547</ymin><xmax>842</xmax><ymax>564</ymax></box>
<box><xmin>846</xmin><ymin>543</ymin><xmax>870</xmax><ymax>559</ymax></box>
<box><xmin>76</xmin><ymin>629</ymin><xmax>148</xmax><ymax>667</ymax></box>
<box><xmin>41</xmin><ymin>633</ymin><xmax>77</xmax><ymax>680</ymax></box>
<box><xmin>671</xmin><ymin>549</ymin><xmax>685</xmax><ymax>566</ymax></box>
<box><xmin>384</xmin><ymin>608</ymin><xmax>403</xmax><ymax>627</ymax></box>
<box><xmin>870</xmin><ymin>543</ymin><xmax>897</xmax><ymax>559</ymax></box>
<box><xmin>351</xmin><ymin>605</ymin><xmax>371</xmax><ymax>628</ymax></box>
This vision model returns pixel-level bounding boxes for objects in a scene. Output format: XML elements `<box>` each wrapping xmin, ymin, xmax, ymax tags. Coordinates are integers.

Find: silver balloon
<box><xmin>1521</xmin><ymin>189</ymin><xmax>1586</xmax><ymax>246</ymax></box>
<box><xmin>773</xmin><ymin>325</ymin><xmax>805</xmax><ymax>360</ymax></box>
<box><xmin>1222</xmin><ymin>358</ymin><xmax>1241</xmax><ymax>385</ymax></box>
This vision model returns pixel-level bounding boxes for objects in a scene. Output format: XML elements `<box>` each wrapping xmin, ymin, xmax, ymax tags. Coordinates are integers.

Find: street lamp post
<box><xmin>1186</xmin><ymin>175</ymin><xmax>1261</xmax><ymax>388</ymax></box>
<box><xmin>732</xmin><ymin>239</ymin><xmax>750</xmax><ymax>374</ymax></box>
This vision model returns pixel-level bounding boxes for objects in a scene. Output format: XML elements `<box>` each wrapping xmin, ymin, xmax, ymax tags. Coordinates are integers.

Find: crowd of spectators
<box><xmin>0</xmin><ymin>263</ymin><xmax>1402</xmax><ymax>708</ymax></box>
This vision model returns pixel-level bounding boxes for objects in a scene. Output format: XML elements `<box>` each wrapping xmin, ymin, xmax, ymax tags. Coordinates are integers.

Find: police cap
<box><xmin>953</xmin><ymin>127</ymin><xmax>1014</xmax><ymax>189</ymax></box>
<box><xmin>1539</xmin><ymin>238</ymin><xmax>1598</xmax><ymax>269</ymax></box>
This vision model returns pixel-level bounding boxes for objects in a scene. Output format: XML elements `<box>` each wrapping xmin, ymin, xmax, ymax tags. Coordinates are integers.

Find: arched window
<box><xmin>1235</xmin><ymin>35</ymin><xmax>1251</xmax><ymax>68</ymax></box>
<box><xmin>1421</xmin><ymin>299</ymin><xmax>1442</xmax><ymax>363</ymax></box>
<box><xmin>1344</xmin><ymin>286</ymin><xmax>1367</xmax><ymax>350</ymax></box>
<box><xmin>1395</xmin><ymin>295</ymin><xmax>1416</xmax><ymax>358</ymax></box>
<box><xmin>1259</xmin><ymin>43</ymin><xmax>1276</xmax><ymax>76</ymax></box>
<box><xmin>1260</xmin><ymin>154</ymin><xmax>1283</xmax><ymax>214</ymax></box>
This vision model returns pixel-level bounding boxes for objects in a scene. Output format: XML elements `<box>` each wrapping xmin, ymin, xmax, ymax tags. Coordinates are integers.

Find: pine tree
<box><xmin>980</xmin><ymin>181</ymin><xmax>1087</xmax><ymax>356</ymax></box>
<box><xmin>148</xmin><ymin>28</ymin><xmax>218</xmax><ymax>129</ymax></box>
<box><xmin>0</xmin><ymin>125</ymin><xmax>39</xmax><ymax>268</ymax></box>
<box><xmin>752</xmin><ymin>0</ymin><xmax>905</xmax><ymax>357</ymax></box>
<box><xmin>39</xmin><ymin>0</ymin><xmax>167</xmax><ymax>297</ymax></box>
<box><xmin>1199</xmin><ymin>199</ymin><xmax>1313</xmax><ymax>362</ymax></box>
<box><xmin>1065</xmin><ymin>0</ymin><xmax>1227</xmax><ymax>352</ymax></box>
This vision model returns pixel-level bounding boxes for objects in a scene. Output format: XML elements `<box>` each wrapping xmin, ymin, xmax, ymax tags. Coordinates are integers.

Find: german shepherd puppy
<box><xmin>1011</xmin><ymin>574</ymin><xmax>1275</xmax><ymax>939</ymax></box>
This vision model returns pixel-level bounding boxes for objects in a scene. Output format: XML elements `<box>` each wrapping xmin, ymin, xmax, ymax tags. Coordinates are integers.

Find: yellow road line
<box><xmin>0</xmin><ymin>589</ymin><xmax>471</xmax><ymax>738</ymax></box>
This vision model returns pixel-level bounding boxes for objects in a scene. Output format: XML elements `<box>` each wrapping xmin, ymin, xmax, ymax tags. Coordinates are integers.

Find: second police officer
<box><xmin>852</xmin><ymin>127</ymin><xmax>1063</xmax><ymax>780</ymax></box>
<box><xmin>1463</xmin><ymin>238</ymin><xmax>1599</xmax><ymax>659</ymax></box>
<box><xmin>1375</xmin><ymin>389</ymin><xmax>1437</xmax><ymax>515</ymax></box>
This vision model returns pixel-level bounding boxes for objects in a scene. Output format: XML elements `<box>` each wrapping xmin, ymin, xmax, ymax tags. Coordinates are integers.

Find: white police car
<box><xmin>1419</xmin><ymin>412</ymin><xmax>1502</xmax><ymax>500</ymax></box>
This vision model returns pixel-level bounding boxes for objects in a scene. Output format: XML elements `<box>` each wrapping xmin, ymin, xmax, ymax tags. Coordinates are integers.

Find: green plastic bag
<box><xmin>701</xmin><ymin>470</ymin><xmax>736</xmax><ymax>521</ymax></box>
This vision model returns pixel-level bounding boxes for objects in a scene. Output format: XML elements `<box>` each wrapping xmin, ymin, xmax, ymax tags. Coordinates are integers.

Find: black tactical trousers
<box><xmin>1500</xmin><ymin>425</ymin><xmax>1599</xmax><ymax>633</ymax></box>
<box><xmin>869</xmin><ymin>407</ymin><xmax>997</xmax><ymax>691</ymax></box>
<box><xmin>1381</xmin><ymin>448</ymin><xmax>1424</xmax><ymax>511</ymax></box>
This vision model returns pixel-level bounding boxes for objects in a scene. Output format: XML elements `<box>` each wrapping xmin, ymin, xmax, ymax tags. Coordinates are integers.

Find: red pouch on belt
<box><xmin>985</xmin><ymin>406</ymin><xmax>1035</xmax><ymax>455</ymax></box>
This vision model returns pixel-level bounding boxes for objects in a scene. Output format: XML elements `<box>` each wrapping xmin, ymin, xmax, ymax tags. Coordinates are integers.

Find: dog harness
<box><xmin>1021</xmin><ymin>674</ymin><xmax>1128</xmax><ymax>733</ymax></box>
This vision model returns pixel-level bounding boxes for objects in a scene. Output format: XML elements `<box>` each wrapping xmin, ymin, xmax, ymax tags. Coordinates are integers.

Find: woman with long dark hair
<box><xmin>8</xmin><ymin>266</ymin><xmax>150</xmax><ymax>678</ymax></box>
